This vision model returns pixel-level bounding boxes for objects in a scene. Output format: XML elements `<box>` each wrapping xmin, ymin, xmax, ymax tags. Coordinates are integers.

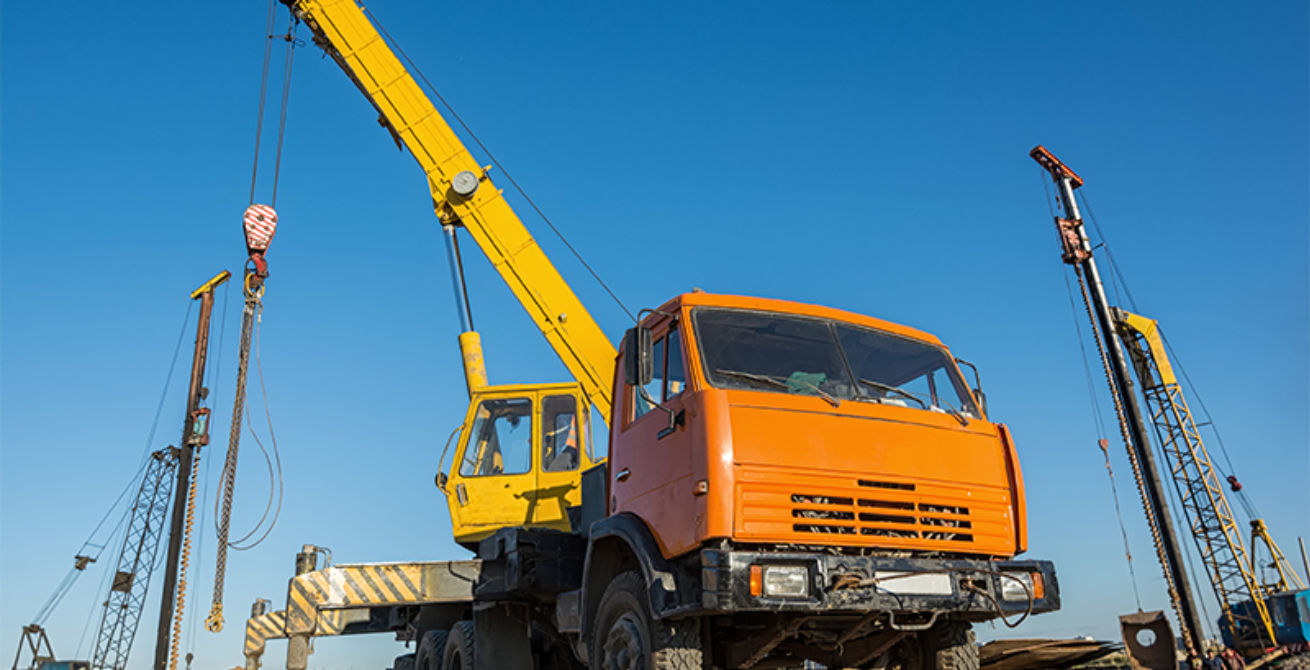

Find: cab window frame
<box><xmin>626</xmin><ymin>319</ymin><xmax>688</xmax><ymax>429</ymax></box>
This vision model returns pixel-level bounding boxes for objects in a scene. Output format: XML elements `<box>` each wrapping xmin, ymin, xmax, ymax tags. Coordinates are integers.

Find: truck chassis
<box><xmin>242</xmin><ymin>523</ymin><xmax>1057</xmax><ymax>670</ymax></box>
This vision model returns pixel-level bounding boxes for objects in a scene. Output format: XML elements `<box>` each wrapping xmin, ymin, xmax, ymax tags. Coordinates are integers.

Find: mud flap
<box><xmin>473</xmin><ymin>602</ymin><xmax>533</xmax><ymax>667</ymax></box>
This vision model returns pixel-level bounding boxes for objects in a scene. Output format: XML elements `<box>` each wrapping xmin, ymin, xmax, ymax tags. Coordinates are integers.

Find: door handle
<box><xmin>455</xmin><ymin>483</ymin><xmax>468</xmax><ymax>506</ymax></box>
<box><xmin>615</xmin><ymin>468</ymin><xmax>631</xmax><ymax>482</ymax></box>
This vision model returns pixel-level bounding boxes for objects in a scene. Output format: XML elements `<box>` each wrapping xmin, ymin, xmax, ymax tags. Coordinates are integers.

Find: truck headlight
<box><xmin>1000</xmin><ymin>571</ymin><xmax>1044</xmax><ymax>601</ymax></box>
<box><xmin>762</xmin><ymin>565</ymin><xmax>809</xmax><ymax>598</ymax></box>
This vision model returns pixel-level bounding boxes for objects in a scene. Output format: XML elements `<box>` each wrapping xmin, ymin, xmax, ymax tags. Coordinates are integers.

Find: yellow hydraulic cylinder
<box><xmin>458</xmin><ymin>331</ymin><xmax>488</xmax><ymax>397</ymax></box>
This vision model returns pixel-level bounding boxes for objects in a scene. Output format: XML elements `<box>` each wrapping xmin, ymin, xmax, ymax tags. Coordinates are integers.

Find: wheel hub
<box><xmin>601</xmin><ymin>611</ymin><xmax>646</xmax><ymax>670</ymax></box>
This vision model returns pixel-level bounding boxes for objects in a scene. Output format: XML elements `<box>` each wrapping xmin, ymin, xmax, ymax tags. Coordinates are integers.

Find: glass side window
<box><xmin>633</xmin><ymin>334</ymin><xmax>665</xmax><ymax>421</ymax></box>
<box><xmin>459</xmin><ymin>397</ymin><xmax>532</xmax><ymax>477</ymax></box>
<box><xmin>541</xmin><ymin>394</ymin><xmax>580</xmax><ymax>472</ymax></box>
<box><xmin>665</xmin><ymin>324</ymin><xmax>686</xmax><ymax>401</ymax></box>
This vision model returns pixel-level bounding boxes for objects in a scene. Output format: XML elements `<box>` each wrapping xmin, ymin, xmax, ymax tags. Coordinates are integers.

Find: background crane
<box><xmin>1034</xmin><ymin>145</ymin><xmax>1309</xmax><ymax>658</ymax></box>
<box><xmin>88</xmin><ymin>449</ymin><xmax>177</xmax><ymax>670</ymax></box>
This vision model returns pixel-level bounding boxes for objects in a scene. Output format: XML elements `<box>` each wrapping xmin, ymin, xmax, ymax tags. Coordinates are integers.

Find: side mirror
<box><xmin>435</xmin><ymin>471</ymin><xmax>448</xmax><ymax>492</ymax></box>
<box><xmin>972</xmin><ymin>389</ymin><xmax>987</xmax><ymax>416</ymax></box>
<box><xmin>623</xmin><ymin>327</ymin><xmax>653</xmax><ymax>386</ymax></box>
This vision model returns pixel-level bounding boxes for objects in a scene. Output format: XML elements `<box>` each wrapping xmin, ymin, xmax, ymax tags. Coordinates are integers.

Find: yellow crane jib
<box><xmin>281</xmin><ymin>0</ymin><xmax>617</xmax><ymax>420</ymax></box>
<box><xmin>1112</xmin><ymin>307</ymin><xmax>1281</xmax><ymax>651</ymax></box>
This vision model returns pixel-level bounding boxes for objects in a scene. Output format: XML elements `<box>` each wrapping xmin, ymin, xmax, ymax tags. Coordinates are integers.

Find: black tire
<box><xmin>391</xmin><ymin>652</ymin><xmax>416</xmax><ymax>670</ymax></box>
<box><xmin>590</xmin><ymin>570</ymin><xmax>701</xmax><ymax>670</ymax></box>
<box><xmin>916</xmin><ymin>622</ymin><xmax>977</xmax><ymax>670</ymax></box>
<box><xmin>442</xmin><ymin>620</ymin><xmax>475</xmax><ymax>670</ymax></box>
<box><xmin>415</xmin><ymin>630</ymin><xmax>449</xmax><ymax>670</ymax></box>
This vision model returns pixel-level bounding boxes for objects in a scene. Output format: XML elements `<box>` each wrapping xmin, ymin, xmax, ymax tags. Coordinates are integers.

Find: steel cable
<box><xmin>363</xmin><ymin>7</ymin><xmax>635</xmax><ymax>324</ymax></box>
<box><xmin>248</xmin><ymin>0</ymin><xmax>278</xmax><ymax>205</ymax></box>
<box><xmin>269</xmin><ymin>19</ymin><xmax>297</xmax><ymax>207</ymax></box>
<box><xmin>229</xmin><ymin>311</ymin><xmax>283</xmax><ymax>552</ymax></box>
<box><xmin>1074</xmin><ymin>267</ymin><xmax>1195</xmax><ymax>647</ymax></box>
<box><xmin>206</xmin><ymin>292</ymin><xmax>260</xmax><ymax>633</ymax></box>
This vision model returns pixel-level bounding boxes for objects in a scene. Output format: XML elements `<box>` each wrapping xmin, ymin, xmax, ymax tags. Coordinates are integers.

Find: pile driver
<box><xmin>1032</xmin><ymin>145</ymin><xmax>1308</xmax><ymax>659</ymax></box>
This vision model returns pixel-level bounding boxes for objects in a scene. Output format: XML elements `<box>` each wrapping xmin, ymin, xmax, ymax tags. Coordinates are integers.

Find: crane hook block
<box><xmin>243</xmin><ymin>204</ymin><xmax>278</xmax><ymax>256</ymax></box>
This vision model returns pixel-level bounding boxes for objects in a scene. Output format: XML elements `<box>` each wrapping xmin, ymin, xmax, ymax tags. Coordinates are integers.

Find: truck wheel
<box><xmin>915</xmin><ymin>622</ymin><xmax>977</xmax><ymax>670</ymax></box>
<box><xmin>591</xmin><ymin>571</ymin><xmax>701</xmax><ymax>670</ymax></box>
<box><xmin>391</xmin><ymin>652</ymin><xmax>416</xmax><ymax>670</ymax></box>
<box><xmin>442</xmin><ymin>620</ymin><xmax>475</xmax><ymax>670</ymax></box>
<box><xmin>415</xmin><ymin>630</ymin><xmax>449</xmax><ymax>670</ymax></box>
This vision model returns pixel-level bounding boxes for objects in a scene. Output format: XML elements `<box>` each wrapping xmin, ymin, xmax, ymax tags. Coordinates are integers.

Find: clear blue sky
<box><xmin>3</xmin><ymin>1</ymin><xmax>1306</xmax><ymax>668</ymax></box>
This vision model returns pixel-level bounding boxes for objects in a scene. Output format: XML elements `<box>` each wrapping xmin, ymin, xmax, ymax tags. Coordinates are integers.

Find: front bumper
<box><xmin>700</xmin><ymin>549</ymin><xmax>1060</xmax><ymax>619</ymax></box>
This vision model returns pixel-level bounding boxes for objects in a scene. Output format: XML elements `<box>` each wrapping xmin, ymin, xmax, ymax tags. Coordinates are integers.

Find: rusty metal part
<box><xmin>1030</xmin><ymin>145</ymin><xmax>1084</xmax><ymax>188</ymax></box>
<box><xmin>979</xmin><ymin>638</ymin><xmax>1117</xmax><ymax>670</ymax></box>
<box><xmin>740</xmin><ymin>617</ymin><xmax>808</xmax><ymax>669</ymax></box>
<box><xmin>154</xmin><ymin>272</ymin><xmax>228</xmax><ymax>670</ymax></box>
<box><xmin>1120</xmin><ymin>610</ymin><xmax>1178</xmax><ymax>670</ymax></box>
<box><xmin>1055</xmin><ymin>218</ymin><xmax>1092</xmax><ymax>264</ymax></box>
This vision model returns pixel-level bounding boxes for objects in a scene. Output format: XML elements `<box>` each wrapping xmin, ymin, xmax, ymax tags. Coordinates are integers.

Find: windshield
<box><xmin>692</xmin><ymin>308</ymin><xmax>979</xmax><ymax>417</ymax></box>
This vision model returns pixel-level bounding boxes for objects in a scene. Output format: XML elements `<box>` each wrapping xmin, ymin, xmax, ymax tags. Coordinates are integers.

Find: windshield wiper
<box><xmin>857</xmin><ymin>379</ymin><xmax>927</xmax><ymax>408</ymax></box>
<box><xmin>857</xmin><ymin>378</ymin><xmax>969</xmax><ymax>426</ymax></box>
<box><xmin>715</xmin><ymin>369</ymin><xmax>790</xmax><ymax>390</ymax></box>
<box><xmin>716</xmin><ymin>369</ymin><xmax>841</xmax><ymax>407</ymax></box>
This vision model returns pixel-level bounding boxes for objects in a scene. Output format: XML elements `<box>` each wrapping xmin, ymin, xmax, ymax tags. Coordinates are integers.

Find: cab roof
<box><xmin>649</xmin><ymin>292</ymin><xmax>947</xmax><ymax>348</ymax></box>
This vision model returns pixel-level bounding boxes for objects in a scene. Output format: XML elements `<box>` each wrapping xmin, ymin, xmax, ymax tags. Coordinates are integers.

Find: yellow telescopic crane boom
<box><xmin>281</xmin><ymin>0</ymin><xmax>617</xmax><ymax>418</ymax></box>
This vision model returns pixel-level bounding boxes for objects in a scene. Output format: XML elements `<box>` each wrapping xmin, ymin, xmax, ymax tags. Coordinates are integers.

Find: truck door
<box><xmin>611</xmin><ymin>320</ymin><xmax>700</xmax><ymax>557</ymax></box>
<box><xmin>446</xmin><ymin>391</ymin><xmax>537</xmax><ymax>539</ymax></box>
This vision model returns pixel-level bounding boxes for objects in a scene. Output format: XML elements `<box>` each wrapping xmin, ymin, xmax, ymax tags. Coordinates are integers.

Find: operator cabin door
<box><xmin>446</xmin><ymin>389</ymin><xmax>537</xmax><ymax>542</ymax></box>
<box><xmin>533</xmin><ymin>387</ymin><xmax>592</xmax><ymax>529</ymax></box>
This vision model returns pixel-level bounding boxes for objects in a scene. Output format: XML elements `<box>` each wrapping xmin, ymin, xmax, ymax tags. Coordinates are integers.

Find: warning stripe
<box><xmin>244</xmin><ymin>610</ymin><xmax>287</xmax><ymax>655</ymax></box>
<box><xmin>360</xmin><ymin>567</ymin><xmax>398</xmax><ymax>602</ymax></box>
<box><xmin>342</xmin><ymin>569</ymin><xmax>380</xmax><ymax>603</ymax></box>
<box><xmin>317</xmin><ymin>610</ymin><xmax>347</xmax><ymax>636</ymax></box>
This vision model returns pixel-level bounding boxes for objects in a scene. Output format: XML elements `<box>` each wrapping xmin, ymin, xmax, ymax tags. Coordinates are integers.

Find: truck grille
<box><xmin>736</xmin><ymin>466</ymin><xmax>1015</xmax><ymax>554</ymax></box>
<box><xmin>790</xmin><ymin>485</ymin><xmax>974</xmax><ymax>542</ymax></box>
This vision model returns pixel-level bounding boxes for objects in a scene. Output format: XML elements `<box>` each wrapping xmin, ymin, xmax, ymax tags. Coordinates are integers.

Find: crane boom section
<box><xmin>286</xmin><ymin>0</ymin><xmax>616</xmax><ymax>418</ymax></box>
<box><xmin>1114</xmin><ymin>308</ymin><xmax>1278</xmax><ymax>649</ymax></box>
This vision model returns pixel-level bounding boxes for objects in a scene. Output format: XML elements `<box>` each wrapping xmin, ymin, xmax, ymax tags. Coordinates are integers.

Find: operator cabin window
<box><xmin>633</xmin><ymin>324</ymin><xmax>687</xmax><ymax>422</ymax></box>
<box><xmin>541</xmin><ymin>394</ymin><xmax>580</xmax><ymax>472</ymax></box>
<box><xmin>459</xmin><ymin>397</ymin><xmax>532</xmax><ymax>476</ymax></box>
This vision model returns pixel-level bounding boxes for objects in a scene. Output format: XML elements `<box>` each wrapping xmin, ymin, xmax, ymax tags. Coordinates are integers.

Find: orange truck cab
<box><xmin>547</xmin><ymin>292</ymin><xmax>1060</xmax><ymax>667</ymax></box>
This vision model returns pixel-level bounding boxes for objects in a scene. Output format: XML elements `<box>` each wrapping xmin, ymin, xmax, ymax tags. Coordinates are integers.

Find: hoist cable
<box><xmin>76</xmin><ymin>515</ymin><xmax>129</xmax><ymax>657</ymax></box>
<box><xmin>1073</xmin><ymin>264</ymin><xmax>1195</xmax><ymax>645</ymax></box>
<box><xmin>1063</xmin><ymin>268</ymin><xmax>1144</xmax><ymax>610</ymax></box>
<box><xmin>269</xmin><ymin>20</ymin><xmax>298</xmax><ymax>207</ymax></box>
<box><xmin>249</xmin><ymin>0</ymin><xmax>278</xmax><ymax>206</ymax></box>
<box><xmin>1046</xmin><ymin>168</ymin><xmax>1147</xmax><ymax>609</ymax></box>
<box><xmin>186</xmin><ymin>280</ymin><xmax>228</xmax><ymax>655</ymax></box>
<box><xmin>207</xmin><ymin>292</ymin><xmax>261</xmax><ymax>633</ymax></box>
<box><xmin>33</xmin><ymin>568</ymin><xmax>81</xmax><ymax>627</ymax></box>
<box><xmin>363</xmin><ymin>7</ymin><xmax>636</xmax><ymax>324</ymax></box>
<box><xmin>229</xmin><ymin>313</ymin><xmax>284</xmax><ymax>551</ymax></box>
<box><xmin>1077</xmin><ymin>191</ymin><xmax>1140</xmax><ymax>313</ymax></box>
<box><xmin>35</xmin><ymin>301</ymin><xmax>192</xmax><ymax>637</ymax></box>
<box><xmin>1158</xmin><ymin>331</ymin><xmax>1248</xmax><ymax>511</ymax></box>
